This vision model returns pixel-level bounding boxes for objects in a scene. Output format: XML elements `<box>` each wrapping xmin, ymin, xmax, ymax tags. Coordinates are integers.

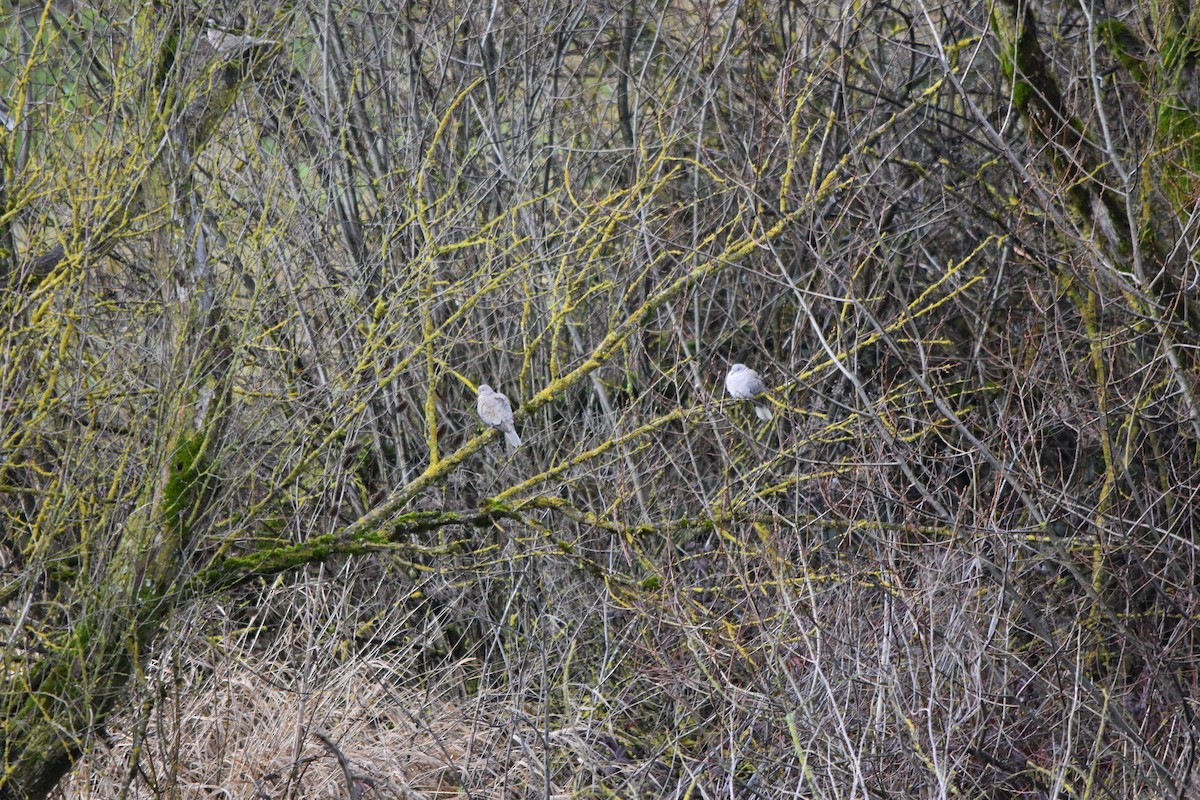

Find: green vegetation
<box><xmin>2</xmin><ymin>1</ymin><xmax>1199</xmax><ymax>798</ymax></box>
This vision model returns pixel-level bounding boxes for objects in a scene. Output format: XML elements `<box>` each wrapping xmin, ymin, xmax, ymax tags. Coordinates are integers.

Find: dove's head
<box><xmin>478</xmin><ymin>384</ymin><xmax>493</xmax><ymax>395</ymax></box>
<box><xmin>729</xmin><ymin>363</ymin><xmax>747</xmax><ymax>374</ymax></box>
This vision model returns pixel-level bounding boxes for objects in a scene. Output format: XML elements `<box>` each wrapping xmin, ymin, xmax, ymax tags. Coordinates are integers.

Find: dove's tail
<box><xmin>754</xmin><ymin>404</ymin><xmax>773</xmax><ymax>422</ymax></box>
<box><xmin>504</xmin><ymin>428</ymin><xmax>522</xmax><ymax>448</ymax></box>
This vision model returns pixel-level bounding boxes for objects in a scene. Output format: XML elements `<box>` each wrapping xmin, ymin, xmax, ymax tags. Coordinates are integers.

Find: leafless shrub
<box><xmin>2</xmin><ymin>0</ymin><xmax>1198</xmax><ymax>797</ymax></box>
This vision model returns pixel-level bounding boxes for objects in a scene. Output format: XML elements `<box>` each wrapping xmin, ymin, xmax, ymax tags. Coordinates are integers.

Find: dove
<box><xmin>725</xmin><ymin>363</ymin><xmax>772</xmax><ymax>421</ymax></box>
<box><xmin>476</xmin><ymin>384</ymin><xmax>522</xmax><ymax>448</ymax></box>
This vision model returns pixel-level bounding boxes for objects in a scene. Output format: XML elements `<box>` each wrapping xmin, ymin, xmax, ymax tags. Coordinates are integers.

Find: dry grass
<box><xmin>68</xmin><ymin>663</ymin><xmax>555</xmax><ymax>799</ymax></box>
<box><xmin>63</xmin><ymin>578</ymin><xmax>577</xmax><ymax>800</ymax></box>
<box><xmin>62</xmin><ymin>513</ymin><xmax>1198</xmax><ymax>799</ymax></box>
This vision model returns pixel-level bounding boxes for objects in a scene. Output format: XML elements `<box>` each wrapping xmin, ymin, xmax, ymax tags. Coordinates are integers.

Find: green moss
<box><xmin>991</xmin><ymin>3</ymin><xmax>1048</xmax><ymax>114</ymax></box>
<box><xmin>1158</xmin><ymin>106</ymin><xmax>1200</xmax><ymax>174</ymax></box>
<box><xmin>160</xmin><ymin>430</ymin><xmax>207</xmax><ymax>538</ymax></box>
<box><xmin>1097</xmin><ymin>19</ymin><xmax>1149</xmax><ymax>81</ymax></box>
<box><xmin>1009</xmin><ymin>79</ymin><xmax>1031</xmax><ymax>109</ymax></box>
<box><xmin>477</xmin><ymin>498</ymin><xmax>513</xmax><ymax>519</ymax></box>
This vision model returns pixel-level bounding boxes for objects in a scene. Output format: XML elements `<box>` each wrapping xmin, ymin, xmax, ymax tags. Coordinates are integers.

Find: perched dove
<box><xmin>725</xmin><ymin>363</ymin><xmax>772</xmax><ymax>421</ymax></box>
<box><xmin>476</xmin><ymin>384</ymin><xmax>522</xmax><ymax>448</ymax></box>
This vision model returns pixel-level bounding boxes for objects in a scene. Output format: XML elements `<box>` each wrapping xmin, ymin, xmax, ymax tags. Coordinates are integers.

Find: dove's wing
<box><xmin>477</xmin><ymin>389</ymin><xmax>521</xmax><ymax>448</ymax></box>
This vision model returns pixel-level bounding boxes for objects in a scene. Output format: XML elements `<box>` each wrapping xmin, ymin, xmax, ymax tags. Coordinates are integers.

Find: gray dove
<box><xmin>476</xmin><ymin>384</ymin><xmax>521</xmax><ymax>448</ymax></box>
<box><xmin>725</xmin><ymin>363</ymin><xmax>772</xmax><ymax>421</ymax></box>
